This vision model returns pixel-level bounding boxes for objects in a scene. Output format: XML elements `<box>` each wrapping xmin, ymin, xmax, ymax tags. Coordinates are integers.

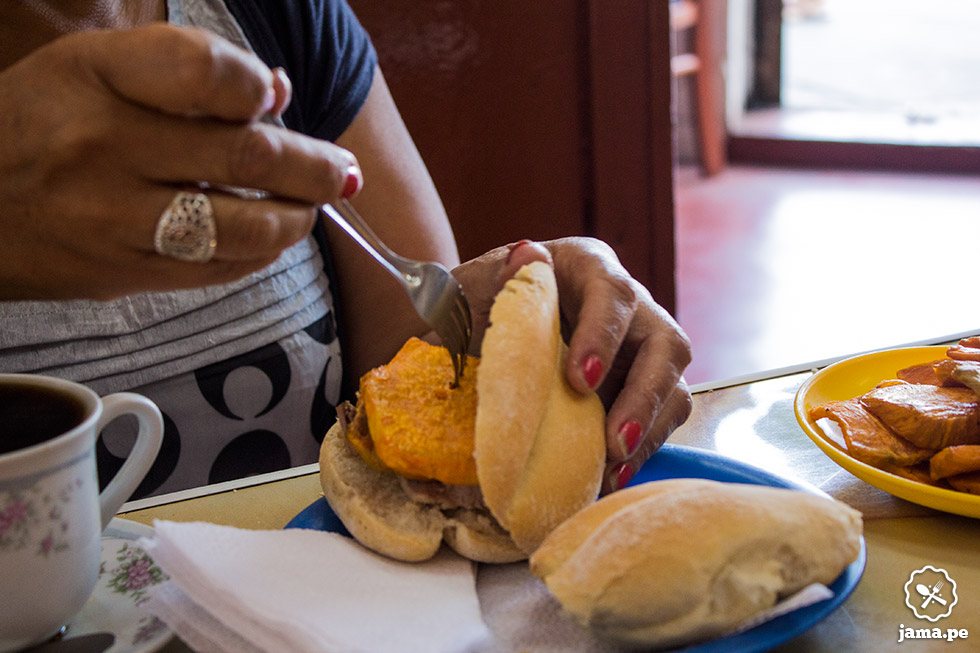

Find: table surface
<box><xmin>120</xmin><ymin>369</ymin><xmax>980</xmax><ymax>652</ymax></box>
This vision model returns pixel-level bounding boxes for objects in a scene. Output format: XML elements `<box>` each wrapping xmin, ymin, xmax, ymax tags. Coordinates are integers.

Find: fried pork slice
<box><xmin>809</xmin><ymin>399</ymin><xmax>933</xmax><ymax>468</ymax></box>
<box><xmin>929</xmin><ymin>445</ymin><xmax>980</xmax><ymax>480</ymax></box>
<box><xmin>861</xmin><ymin>384</ymin><xmax>980</xmax><ymax>450</ymax></box>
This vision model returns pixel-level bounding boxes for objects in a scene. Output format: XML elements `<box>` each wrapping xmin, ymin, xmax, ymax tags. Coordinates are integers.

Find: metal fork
<box><xmin>322</xmin><ymin>199</ymin><xmax>472</xmax><ymax>386</ymax></box>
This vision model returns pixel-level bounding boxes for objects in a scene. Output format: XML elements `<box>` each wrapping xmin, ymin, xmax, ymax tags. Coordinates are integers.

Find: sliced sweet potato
<box><xmin>947</xmin><ymin>337</ymin><xmax>980</xmax><ymax>361</ymax></box>
<box><xmin>950</xmin><ymin>360</ymin><xmax>980</xmax><ymax>396</ymax></box>
<box><xmin>809</xmin><ymin>399</ymin><xmax>934</xmax><ymax>468</ymax></box>
<box><xmin>929</xmin><ymin>445</ymin><xmax>980</xmax><ymax>480</ymax></box>
<box><xmin>897</xmin><ymin>361</ymin><xmax>944</xmax><ymax>386</ymax></box>
<box><xmin>861</xmin><ymin>384</ymin><xmax>980</xmax><ymax>449</ymax></box>
<box><xmin>360</xmin><ymin>337</ymin><xmax>481</xmax><ymax>485</ymax></box>
<box><xmin>947</xmin><ymin>472</ymin><xmax>980</xmax><ymax>495</ymax></box>
<box><xmin>882</xmin><ymin>461</ymin><xmax>951</xmax><ymax>489</ymax></box>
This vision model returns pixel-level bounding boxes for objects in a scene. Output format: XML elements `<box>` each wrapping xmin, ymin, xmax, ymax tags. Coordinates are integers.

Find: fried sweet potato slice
<box><xmin>882</xmin><ymin>461</ymin><xmax>951</xmax><ymax>489</ymax></box>
<box><xmin>929</xmin><ymin>445</ymin><xmax>980</xmax><ymax>480</ymax></box>
<box><xmin>861</xmin><ymin>384</ymin><xmax>980</xmax><ymax>450</ymax></box>
<box><xmin>931</xmin><ymin>358</ymin><xmax>968</xmax><ymax>387</ymax></box>
<box><xmin>809</xmin><ymin>399</ymin><xmax>933</xmax><ymax>468</ymax></box>
<box><xmin>947</xmin><ymin>337</ymin><xmax>980</xmax><ymax>361</ymax></box>
<box><xmin>947</xmin><ymin>472</ymin><xmax>980</xmax><ymax>495</ymax></box>
<box><xmin>360</xmin><ymin>337</ymin><xmax>481</xmax><ymax>486</ymax></box>
<box><xmin>897</xmin><ymin>361</ymin><xmax>944</xmax><ymax>386</ymax></box>
<box><xmin>950</xmin><ymin>360</ymin><xmax>980</xmax><ymax>396</ymax></box>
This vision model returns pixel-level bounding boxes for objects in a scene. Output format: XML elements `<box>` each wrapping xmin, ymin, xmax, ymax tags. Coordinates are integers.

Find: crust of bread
<box><xmin>444</xmin><ymin>510</ymin><xmax>525</xmax><ymax>563</ymax></box>
<box><xmin>530</xmin><ymin>479</ymin><xmax>863</xmax><ymax>650</ymax></box>
<box><xmin>474</xmin><ymin>262</ymin><xmax>561</xmax><ymax>521</ymax></box>
<box><xmin>475</xmin><ymin>261</ymin><xmax>605</xmax><ymax>554</ymax></box>
<box><xmin>319</xmin><ymin>422</ymin><xmax>444</xmax><ymax>562</ymax></box>
<box><xmin>319</xmin><ymin>421</ymin><xmax>524</xmax><ymax>563</ymax></box>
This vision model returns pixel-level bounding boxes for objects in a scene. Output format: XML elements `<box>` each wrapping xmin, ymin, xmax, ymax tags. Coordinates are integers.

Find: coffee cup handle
<box><xmin>96</xmin><ymin>393</ymin><xmax>164</xmax><ymax>530</ymax></box>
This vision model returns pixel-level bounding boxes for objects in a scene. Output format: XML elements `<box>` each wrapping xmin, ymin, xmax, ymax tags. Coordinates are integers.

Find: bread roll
<box><xmin>319</xmin><ymin>420</ymin><xmax>524</xmax><ymax>562</ymax></box>
<box><xmin>476</xmin><ymin>262</ymin><xmax>606</xmax><ymax>554</ymax></box>
<box><xmin>530</xmin><ymin>479</ymin><xmax>863</xmax><ymax>650</ymax></box>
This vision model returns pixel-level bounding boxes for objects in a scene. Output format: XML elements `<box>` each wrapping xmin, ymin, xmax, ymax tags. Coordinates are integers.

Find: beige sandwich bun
<box><xmin>529</xmin><ymin>478</ymin><xmax>863</xmax><ymax>650</ymax></box>
<box><xmin>319</xmin><ymin>261</ymin><xmax>607</xmax><ymax>563</ymax></box>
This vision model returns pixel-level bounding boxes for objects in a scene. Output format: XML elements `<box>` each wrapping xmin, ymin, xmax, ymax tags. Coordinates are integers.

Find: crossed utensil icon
<box><xmin>916</xmin><ymin>580</ymin><xmax>947</xmax><ymax>609</ymax></box>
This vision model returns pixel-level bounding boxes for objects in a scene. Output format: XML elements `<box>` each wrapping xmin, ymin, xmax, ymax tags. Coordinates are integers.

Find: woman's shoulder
<box><xmin>221</xmin><ymin>0</ymin><xmax>377</xmax><ymax>141</ymax></box>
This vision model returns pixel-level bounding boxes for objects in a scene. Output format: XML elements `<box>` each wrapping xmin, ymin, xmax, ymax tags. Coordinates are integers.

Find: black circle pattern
<box><xmin>97</xmin><ymin>314</ymin><xmax>340</xmax><ymax>500</ymax></box>
<box><xmin>97</xmin><ymin>410</ymin><xmax>181</xmax><ymax>498</ymax></box>
<box><xmin>208</xmin><ymin>429</ymin><xmax>292</xmax><ymax>484</ymax></box>
<box><xmin>195</xmin><ymin>342</ymin><xmax>292</xmax><ymax>420</ymax></box>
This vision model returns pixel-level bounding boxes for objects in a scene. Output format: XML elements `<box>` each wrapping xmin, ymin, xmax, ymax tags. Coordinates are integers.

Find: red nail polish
<box><xmin>613</xmin><ymin>463</ymin><xmax>634</xmax><ymax>491</ymax></box>
<box><xmin>341</xmin><ymin>165</ymin><xmax>362</xmax><ymax>199</ymax></box>
<box><xmin>505</xmin><ymin>239</ymin><xmax>534</xmax><ymax>265</ymax></box>
<box><xmin>618</xmin><ymin>421</ymin><xmax>642</xmax><ymax>457</ymax></box>
<box><xmin>583</xmin><ymin>355</ymin><xmax>603</xmax><ymax>389</ymax></box>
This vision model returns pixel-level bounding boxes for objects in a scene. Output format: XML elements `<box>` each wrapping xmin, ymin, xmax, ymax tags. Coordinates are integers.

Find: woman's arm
<box><xmin>331</xmin><ymin>67</ymin><xmax>461</xmax><ymax>382</ymax></box>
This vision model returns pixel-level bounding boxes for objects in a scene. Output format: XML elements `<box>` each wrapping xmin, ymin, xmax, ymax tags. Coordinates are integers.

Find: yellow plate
<box><xmin>795</xmin><ymin>345</ymin><xmax>980</xmax><ymax>519</ymax></box>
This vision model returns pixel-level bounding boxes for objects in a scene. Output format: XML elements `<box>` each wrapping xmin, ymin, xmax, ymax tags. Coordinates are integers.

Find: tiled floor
<box><xmin>674</xmin><ymin>165</ymin><xmax>980</xmax><ymax>386</ymax></box>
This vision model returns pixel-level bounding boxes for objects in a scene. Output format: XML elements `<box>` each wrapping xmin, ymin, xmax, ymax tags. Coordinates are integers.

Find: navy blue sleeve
<box><xmin>223</xmin><ymin>0</ymin><xmax>378</xmax><ymax>141</ymax></box>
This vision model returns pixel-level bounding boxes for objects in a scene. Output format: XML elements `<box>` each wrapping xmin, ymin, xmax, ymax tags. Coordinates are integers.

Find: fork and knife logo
<box><xmin>916</xmin><ymin>580</ymin><xmax>946</xmax><ymax>608</ymax></box>
<box><xmin>904</xmin><ymin>566</ymin><xmax>958</xmax><ymax>621</ymax></box>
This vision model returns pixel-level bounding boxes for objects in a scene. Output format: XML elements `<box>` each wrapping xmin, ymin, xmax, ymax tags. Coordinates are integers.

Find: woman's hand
<box><xmin>453</xmin><ymin>238</ymin><xmax>693</xmax><ymax>494</ymax></box>
<box><xmin>0</xmin><ymin>24</ymin><xmax>358</xmax><ymax>300</ymax></box>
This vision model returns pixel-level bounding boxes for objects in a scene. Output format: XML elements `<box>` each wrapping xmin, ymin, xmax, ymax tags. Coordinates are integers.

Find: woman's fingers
<box><xmin>81</xmin><ymin>24</ymin><xmax>358</xmax><ymax>205</ymax></box>
<box><xmin>138</xmin><ymin>190</ymin><xmax>319</xmax><ymax>263</ymax></box>
<box><xmin>601</xmin><ymin>302</ymin><xmax>692</xmax><ymax>451</ymax></box>
<box><xmin>124</xmin><ymin>116</ymin><xmax>359</xmax><ymax>206</ymax></box>
<box><xmin>601</xmin><ymin>381</ymin><xmax>693</xmax><ymax>494</ymax></box>
<box><xmin>82</xmin><ymin>24</ymin><xmax>276</xmax><ymax>121</ymax></box>
<box><xmin>542</xmin><ymin>238</ymin><xmax>693</xmax><ymax>484</ymax></box>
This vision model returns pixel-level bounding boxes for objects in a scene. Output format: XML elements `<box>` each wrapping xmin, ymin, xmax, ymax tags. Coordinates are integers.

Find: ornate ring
<box><xmin>153</xmin><ymin>192</ymin><xmax>217</xmax><ymax>263</ymax></box>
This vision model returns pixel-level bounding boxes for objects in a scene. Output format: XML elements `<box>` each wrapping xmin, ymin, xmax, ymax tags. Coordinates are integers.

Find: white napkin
<box><xmin>140</xmin><ymin>521</ymin><xmax>490</xmax><ymax>653</ymax></box>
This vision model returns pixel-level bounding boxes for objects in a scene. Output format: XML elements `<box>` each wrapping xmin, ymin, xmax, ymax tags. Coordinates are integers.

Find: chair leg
<box><xmin>693</xmin><ymin>0</ymin><xmax>726</xmax><ymax>176</ymax></box>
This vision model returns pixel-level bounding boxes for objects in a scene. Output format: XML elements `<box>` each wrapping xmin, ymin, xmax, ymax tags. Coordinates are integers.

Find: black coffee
<box><xmin>0</xmin><ymin>384</ymin><xmax>89</xmax><ymax>455</ymax></box>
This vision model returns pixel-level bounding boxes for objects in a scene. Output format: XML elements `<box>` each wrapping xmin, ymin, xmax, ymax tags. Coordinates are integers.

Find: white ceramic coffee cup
<box><xmin>0</xmin><ymin>374</ymin><xmax>163</xmax><ymax>652</ymax></box>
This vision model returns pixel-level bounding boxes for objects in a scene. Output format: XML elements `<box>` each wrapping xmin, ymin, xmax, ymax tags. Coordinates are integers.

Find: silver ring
<box><xmin>153</xmin><ymin>192</ymin><xmax>217</xmax><ymax>263</ymax></box>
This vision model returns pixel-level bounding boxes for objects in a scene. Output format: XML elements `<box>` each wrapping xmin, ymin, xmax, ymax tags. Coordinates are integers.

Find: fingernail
<box><xmin>583</xmin><ymin>355</ymin><xmax>603</xmax><ymax>389</ymax></box>
<box><xmin>617</xmin><ymin>421</ymin><xmax>643</xmax><ymax>457</ymax></box>
<box><xmin>271</xmin><ymin>68</ymin><xmax>292</xmax><ymax>117</ymax></box>
<box><xmin>261</xmin><ymin>85</ymin><xmax>276</xmax><ymax>114</ymax></box>
<box><xmin>505</xmin><ymin>239</ymin><xmax>534</xmax><ymax>265</ymax></box>
<box><xmin>341</xmin><ymin>165</ymin><xmax>362</xmax><ymax>199</ymax></box>
<box><xmin>612</xmin><ymin>463</ymin><xmax>634</xmax><ymax>491</ymax></box>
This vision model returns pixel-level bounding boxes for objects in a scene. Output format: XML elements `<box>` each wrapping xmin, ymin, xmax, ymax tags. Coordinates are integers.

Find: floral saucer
<box><xmin>65</xmin><ymin>518</ymin><xmax>173</xmax><ymax>652</ymax></box>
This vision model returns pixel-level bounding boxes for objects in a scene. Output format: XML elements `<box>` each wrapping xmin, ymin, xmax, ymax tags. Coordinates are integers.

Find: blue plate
<box><xmin>286</xmin><ymin>443</ymin><xmax>866</xmax><ymax>652</ymax></box>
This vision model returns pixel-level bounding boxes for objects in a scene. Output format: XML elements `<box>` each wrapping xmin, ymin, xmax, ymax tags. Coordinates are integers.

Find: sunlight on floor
<box><xmin>675</xmin><ymin>166</ymin><xmax>980</xmax><ymax>385</ymax></box>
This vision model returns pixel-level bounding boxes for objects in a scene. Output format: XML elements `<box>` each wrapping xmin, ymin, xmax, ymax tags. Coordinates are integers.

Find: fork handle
<box><xmin>322</xmin><ymin>200</ymin><xmax>407</xmax><ymax>283</ymax></box>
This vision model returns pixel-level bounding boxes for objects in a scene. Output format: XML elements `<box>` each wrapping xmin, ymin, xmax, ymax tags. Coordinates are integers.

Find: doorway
<box><xmin>727</xmin><ymin>0</ymin><xmax>980</xmax><ymax>171</ymax></box>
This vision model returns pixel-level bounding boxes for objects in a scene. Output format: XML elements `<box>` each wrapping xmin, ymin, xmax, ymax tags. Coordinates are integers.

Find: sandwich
<box><xmin>319</xmin><ymin>261</ymin><xmax>607</xmax><ymax>563</ymax></box>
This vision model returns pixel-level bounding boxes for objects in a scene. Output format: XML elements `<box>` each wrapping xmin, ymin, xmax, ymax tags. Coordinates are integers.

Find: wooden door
<box><xmin>348</xmin><ymin>0</ymin><xmax>677</xmax><ymax>313</ymax></box>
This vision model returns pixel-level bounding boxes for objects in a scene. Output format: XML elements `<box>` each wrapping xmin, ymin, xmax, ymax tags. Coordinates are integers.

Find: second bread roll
<box><xmin>530</xmin><ymin>478</ymin><xmax>863</xmax><ymax>650</ymax></box>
